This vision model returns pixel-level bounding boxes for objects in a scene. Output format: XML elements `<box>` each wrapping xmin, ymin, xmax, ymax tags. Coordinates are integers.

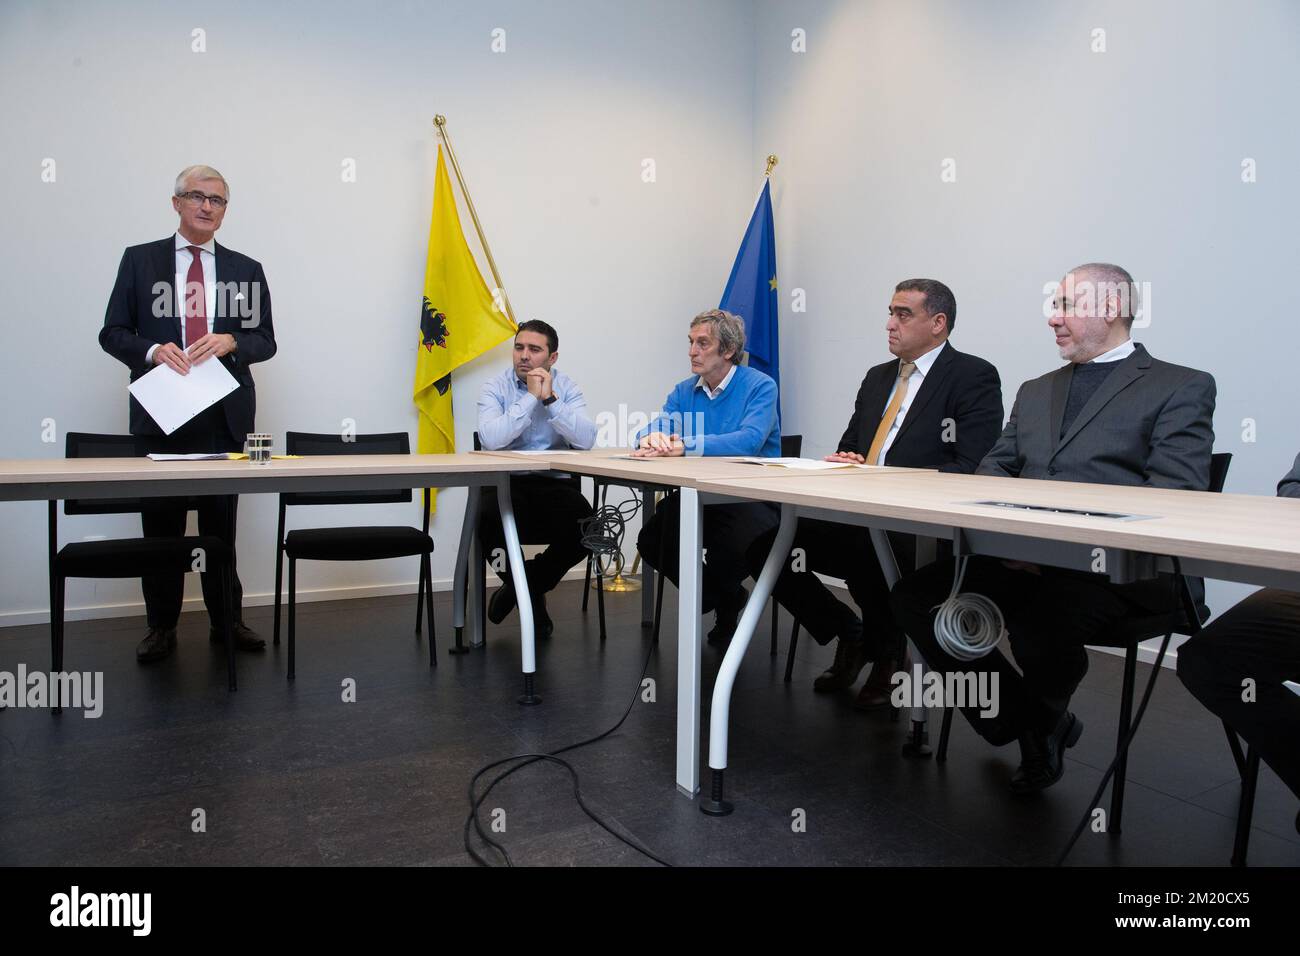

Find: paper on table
<box><xmin>503</xmin><ymin>449</ymin><xmax>581</xmax><ymax>455</ymax></box>
<box><xmin>732</xmin><ymin>457</ymin><xmax>855</xmax><ymax>470</ymax></box>
<box><xmin>147</xmin><ymin>453</ymin><xmax>231</xmax><ymax>461</ymax></box>
<box><xmin>145</xmin><ymin>453</ymin><xmax>305</xmax><ymax>461</ymax></box>
<box><xmin>128</xmin><ymin>357</ymin><xmax>239</xmax><ymax>435</ymax></box>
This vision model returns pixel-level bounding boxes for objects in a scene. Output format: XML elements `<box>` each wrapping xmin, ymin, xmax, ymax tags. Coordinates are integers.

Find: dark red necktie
<box><xmin>184</xmin><ymin>245</ymin><xmax>207</xmax><ymax>348</ymax></box>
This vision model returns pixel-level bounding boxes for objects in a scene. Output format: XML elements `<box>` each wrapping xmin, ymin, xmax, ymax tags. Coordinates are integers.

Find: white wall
<box><xmin>3</xmin><ymin>0</ymin><xmax>1295</xmax><ymax>628</ymax></box>
<box><xmin>754</xmin><ymin>0</ymin><xmax>1300</xmax><ymax>620</ymax></box>
<box><xmin>0</xmin><ymin>0</ymin><xmax>757</xmax><ymax>623</ymax></box>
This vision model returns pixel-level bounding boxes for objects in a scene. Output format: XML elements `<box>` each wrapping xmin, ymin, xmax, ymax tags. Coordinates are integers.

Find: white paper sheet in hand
<box><xmin>128</xmin><ymin>357</ymin><xmax>239</xmax><ymax>435</ymax></box>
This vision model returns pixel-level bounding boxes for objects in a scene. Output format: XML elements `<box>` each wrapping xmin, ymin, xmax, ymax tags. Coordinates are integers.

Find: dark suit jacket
<box><xmin>1279</xmin><ymin>453</ymin><xmax>1300</xmax><ymax>499</ymax></box>
<box><xmin>979</xmin><ymin>343</ymin><xmax>1216</xmax><ymax>611</ymax></box>
<box><xmin>837</xmin><ymin>342</ymin><xmax>1004</xmax><ymax>473</ymax></box>
<box><xmin>977</xmin><ymin>343</ymin><xmax>1216</xmax><ymax>490</ymax></box>
<box><xmin>99</xmin><ymin>236</ymin><xmax>276</xmax><ymax>438</ymax></box>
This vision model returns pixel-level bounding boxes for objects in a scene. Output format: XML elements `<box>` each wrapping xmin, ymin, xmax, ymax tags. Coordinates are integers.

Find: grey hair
<box><xmin>690</xmin><ymin>309</ymin><xmax>746</xmax><ymax>364</ymax></box>
<box><xmin>1070</xmin><ymin>261</ymin><xmax>1138</xmax><ymax>326</ymax></box>
<box><xmin>174</xmin><ymin>165</ymin><xmax>229</xmax><ymax>199</ymax></box>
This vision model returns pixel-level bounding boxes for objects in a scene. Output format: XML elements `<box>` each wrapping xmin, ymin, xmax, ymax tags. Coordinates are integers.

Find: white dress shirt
<box><xmin>696</xmin><ymin>363</ymin><xmax>738</xmax><ymax>401</ymax></box>
<box><xmin>144</xmin><ymin>233</ymin><xmax>217</xmax><ymax>365</ymax></box>
<box><xmin>1088</xmin><ymin>339</ymin><xmax>1136</xmax><ymax>363</ymax></box>
<box><xmin>874</xmin><ymin>340</ymin><xmax>947</xmax><ymax>465</ymax></box>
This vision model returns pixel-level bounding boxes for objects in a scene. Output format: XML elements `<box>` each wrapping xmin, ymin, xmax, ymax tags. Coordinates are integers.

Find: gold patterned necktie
<box><xmin>865</xmin><ymin>361</ymin><xmax>917</xmax><ymax>465</ymax></box>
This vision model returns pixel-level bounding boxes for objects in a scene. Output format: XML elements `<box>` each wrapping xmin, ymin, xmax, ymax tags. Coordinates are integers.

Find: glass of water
<box><xmin>244</xmin><ymin>433</ymin><xmax>272</xmax><ymax>464</ymax></box>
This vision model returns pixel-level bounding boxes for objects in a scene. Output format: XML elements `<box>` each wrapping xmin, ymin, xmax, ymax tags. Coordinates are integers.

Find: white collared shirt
<box><xmin>875</xmin><ymin>340</ymin><xmax>947</xmax><ymax>465</ymax></box>
<box><xmin>695</xmin><ymin>363</ymin><xmax>738</xmax><ymax>401</ymax></box>
<box><xmin>1088</xmin><ymin>339</ymin><xmax>1136</xmax><ymax>363</ymax></box>
<box><xmin>144</xmin><ymin>234</ymin><xmax>218</xmax><ymax>366</ymax></box>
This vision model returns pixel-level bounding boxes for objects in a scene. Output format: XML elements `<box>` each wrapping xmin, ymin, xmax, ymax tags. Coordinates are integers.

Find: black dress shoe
<box><xmin>812</xmin><ymin>618</ymin><xmax>867</xmax><ymax>692</ymax></box>
<box><xmin>531</xmin><ymin>596</ymin><xmax>553</xmax><ymax>639</ymax></box>
<box><xmin>488</xmin><ymin>578</ymin><xmax>517</xmax><ymax>625</ymax></box>
<box><xmin>706</xmin><ymin>587</ymin><xmax>748</xmax><ymax>647</ymax></box>
<box><xmin>1010</xmin><ymin>711</ymin><xmax>1084</xmax><ymax>794</ymax></box>
<box><xmin>137</xmin><ymin>626</ymin><xmax>177</xmax><ymax>663</ymax></box>
<box><xmin>854</xmin><ymin>650</ymin><xmax>912</xmax><ymax>711</ymax></box>
<box><xmin>209</xmin><ymin>622</ymin><xmax>266</xmax><ymax>652</ymax></box>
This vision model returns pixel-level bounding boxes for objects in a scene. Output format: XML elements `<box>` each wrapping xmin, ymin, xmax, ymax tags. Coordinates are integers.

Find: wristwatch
<box><xmin>542</xmin><ymin>395</ymin><xmax>557</xmax><ymax>407</ymax></box>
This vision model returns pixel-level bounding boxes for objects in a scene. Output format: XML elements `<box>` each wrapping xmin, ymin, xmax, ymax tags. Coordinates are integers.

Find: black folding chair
<box><xmin>272</xmin><ymin>431</ymin><xmax>434</xmax><ymax>679</ymax></box>
<box><xmin>50</xmin><ymin>433</ymin><xmax>237</xmax><ymax>700</ymax></box>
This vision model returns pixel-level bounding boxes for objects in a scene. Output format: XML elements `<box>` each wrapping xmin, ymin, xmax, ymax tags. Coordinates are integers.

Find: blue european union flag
<box><xmin>720</xmin><ymin>179</ymin><xmax>779</xmax><ymax>398</ymax></box>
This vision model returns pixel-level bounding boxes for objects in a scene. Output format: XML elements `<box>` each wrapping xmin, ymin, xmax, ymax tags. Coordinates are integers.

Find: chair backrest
<box><xmin>1209</xmin><ymin>452</ymin><xmax>1232</xmax><ymax>495</ymax></box>
<box><xmin>780</xmin><ymin>434</ymin><xmax>803</xmax><ymax>458</ymax></box>
<box><xmin>282</xmin><ymin>431</ymin><xmax>413</xmax><ymax>507</ymax></box>
<box><xmin>63</xmin><ymin>432</ymin><xmax>158</xmax><ymax>515</ymax></box>
<box><xmin>473</xmin><ymin>431</ymin><xmax>482</xmax><ymax>451</ymax></box>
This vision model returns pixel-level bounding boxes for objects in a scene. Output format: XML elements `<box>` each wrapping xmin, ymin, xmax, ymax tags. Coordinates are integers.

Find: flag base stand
<box><xmin>591</xmin><ymin>572</ymin><xmax>641</xmax><ymax>593</ymax></box>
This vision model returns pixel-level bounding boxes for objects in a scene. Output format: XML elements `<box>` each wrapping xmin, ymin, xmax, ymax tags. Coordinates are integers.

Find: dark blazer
<box><xmin>1280</xmin><ymin>453</ymin><xmax>1300</xmax><ymax>499</ymax></box>
<box><xmin>978</xmin><ymin>343</ymin><xmax>1215</xmax><ymax>491</ymax></box>
<box><xmin>99</xmin><ymin>236</ymin><xmax>277</xmax><ymax>438</ymax></box>
<box><xmin>837</xmin><ymin>342</ymin><xmax>1004</xmax><ymax>473</ymax></box>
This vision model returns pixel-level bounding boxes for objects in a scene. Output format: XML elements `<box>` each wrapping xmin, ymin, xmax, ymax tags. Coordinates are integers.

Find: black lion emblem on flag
<box><xmin>420</xmin><ymin>297</ymin><xmax>450</xmax><ymax>351</ymax></box>
<box><xmin>420</xmin><ymin>297</ymin><xmax>453</xmax><ymax>396</ymax></box>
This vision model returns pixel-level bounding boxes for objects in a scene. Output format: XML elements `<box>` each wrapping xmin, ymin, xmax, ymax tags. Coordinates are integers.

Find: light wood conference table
<box><xmin>0</xmin><ymin>453</ymin><xmax>553</xmax><ymax>702</ymax></box>
<box><xmin>697</xmin><ymin>469</ymin><xmax>1300</xmax><ymax>812</ymax></box>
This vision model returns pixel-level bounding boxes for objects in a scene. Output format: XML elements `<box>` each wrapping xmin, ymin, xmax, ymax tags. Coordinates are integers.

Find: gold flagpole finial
<box><xmin>433</xmin><ymin>114</ymin><xmax>447</xmax><ymax>131</ymax></box>
<box><xmin>764</xmin><ymin>154</ymin><xmax>779</xmax><ymax>177</ymax></box>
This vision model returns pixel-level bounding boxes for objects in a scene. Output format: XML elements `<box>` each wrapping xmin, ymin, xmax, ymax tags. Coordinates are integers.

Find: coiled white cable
<box><xmin>931</xmin><ymin>557</ymin><xmax>1006</xmax><ymax>661</ymax></box>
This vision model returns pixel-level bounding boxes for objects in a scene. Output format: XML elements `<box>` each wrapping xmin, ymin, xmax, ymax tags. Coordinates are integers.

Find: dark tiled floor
<box><xmin>0</xmin><ymin>583</ymin><xmax>1296</xmax><ymax>867</ymax></box>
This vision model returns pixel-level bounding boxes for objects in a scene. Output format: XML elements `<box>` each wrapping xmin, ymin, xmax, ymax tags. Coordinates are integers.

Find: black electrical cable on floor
<box><xmin>463</xmin><ymin>630</ymin><xmax>673</xmax><ymax>867</ymax></box>
<box><xmin>463</xmin><ymin>491</ymin><xmax>674</xmax><ymax>867</ymax></box>
<box><xmin>1055</xmin><ymin>556</ymin><xmax>1201</xmax><ymax>866</ymax></box>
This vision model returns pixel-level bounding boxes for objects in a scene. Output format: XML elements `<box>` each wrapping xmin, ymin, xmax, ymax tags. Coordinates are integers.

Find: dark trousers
<box><xmin>139</xmin><ymin>403</ymin><xmax>244</xmax><ymax>630</ymax></box>
<box><xmin>1177</xmin><ymin>588</ymin><xmax>1300</xmax><ymax>798</ymax></box>
<box><xmin>890</xmin><ymin>557</ymin><xmax>1178</xmax><ymax>745</ymax></box>
<box><xmin>745</xmin><ymin>519</ymin><xmax>916</xmax><ymax>658</ymax></box>
<box><xmin>637</xmin><ymin>491</ymin><xmax>778</xmax><ymax>615</ymax></box>
<box><xmin>478</xmin><ymin>474</ymin><xmax>594</xmax><ymax>597</ymax></box>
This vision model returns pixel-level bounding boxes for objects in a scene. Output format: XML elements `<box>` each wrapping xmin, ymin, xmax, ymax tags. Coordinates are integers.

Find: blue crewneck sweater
<box><xmin>639</xmin><ymin>364</ymin><xmax>781</xmax><ymax>457</ymax></box>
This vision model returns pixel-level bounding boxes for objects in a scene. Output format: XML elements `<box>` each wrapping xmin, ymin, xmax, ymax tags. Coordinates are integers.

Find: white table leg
<box><xmin>701</xmin><ymin>502</ymin><xmax>797</xmax><ymax>815</ymax></box>
<box><xmin>676</xmin><ymin>486</ymin><xmax>703</xmax><ymax>796</ymax></box>
<box><xmin>450</xmin><ymin>487</ymin><xmax>479</xmax><ymax>655</ymax></box>
<box><xmin>496</xmin><ymin>474</ymin><xmax>539</xmax><ymax>704</ymax></box>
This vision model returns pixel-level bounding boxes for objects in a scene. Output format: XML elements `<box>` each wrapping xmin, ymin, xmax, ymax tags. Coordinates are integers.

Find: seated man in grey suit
<box><xmin>891</xmin><ymin>262</ymin><xmax>1216</xmax><ymax>794</ymax></box>
<box><xmin>1178</xmin><ymin>452</ymin><xmax>1300</xmax><ymax>830</ymax></box>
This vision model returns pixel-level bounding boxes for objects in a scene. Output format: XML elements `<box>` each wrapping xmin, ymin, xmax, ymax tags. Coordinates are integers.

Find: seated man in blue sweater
<box><xmin>634</xmin><ymin>309</ymin><xmax>781</xmax><ymax>644</ymax></box>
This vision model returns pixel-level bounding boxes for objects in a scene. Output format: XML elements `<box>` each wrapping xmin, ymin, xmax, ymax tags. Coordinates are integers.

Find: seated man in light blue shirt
<box><xmin>634</xmin><ymin>309</ymin><xmax>781</xmax><ymax>645</ymax></box>
<box><xmin>477</xmin><ymin>320</ymin><xmax>597</xmax><ymax>638</ymax></box>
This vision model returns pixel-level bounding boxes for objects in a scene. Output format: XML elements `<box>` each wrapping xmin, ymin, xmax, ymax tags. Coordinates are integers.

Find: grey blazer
<box><xmin>1279</xmin><ymin>453</ymin><xmax>1300</xmax><ymax>499</ymax></box>
<box><xmin>977</xmin><ymin>343</ymin><xmax>1216</xmax><ymax>491</ymax></box>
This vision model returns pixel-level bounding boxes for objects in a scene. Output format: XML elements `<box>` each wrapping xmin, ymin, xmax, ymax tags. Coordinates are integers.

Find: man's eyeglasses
<box><xmin>176</xmin><ymin>190</ymin><xmax>228</xmax><ymax>209</ymax></box>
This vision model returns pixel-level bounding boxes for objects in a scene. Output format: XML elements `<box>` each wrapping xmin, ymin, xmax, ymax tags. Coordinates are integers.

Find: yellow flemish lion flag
<box><xmin>413</xmin><ymin>145</ymin><xmax>517</xmax><ymax>510</ymax></box>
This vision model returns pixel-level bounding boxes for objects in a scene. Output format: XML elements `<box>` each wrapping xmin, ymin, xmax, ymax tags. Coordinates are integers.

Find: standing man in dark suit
<box><xmin>100</xmin><ymin>165</ymin><xmax>276</xmax><ymax>663</ymax></box>
<box><xmin>1178</xmin><ymin>452</ymin><xmax>1300</xmax><ymax>824</ymax></box>
<box><xmin>746</xmin><ymin>279</ymin><xmax>1003</xmax><ymax>706</ymax></box>
<box><xmin>891</xmin><ymin>262</ymin><xmax>1216</xmax><ymax>793</ymax></box>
